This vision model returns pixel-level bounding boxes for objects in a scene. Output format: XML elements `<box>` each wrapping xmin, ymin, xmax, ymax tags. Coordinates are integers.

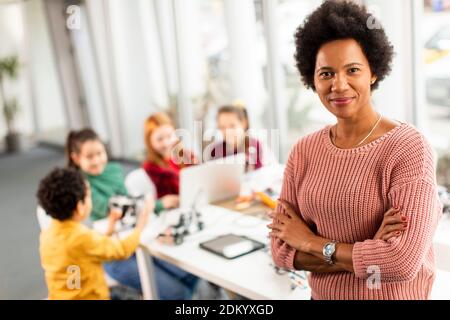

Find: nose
<box><xmin>91</xmin><ymin>157</ymin><xmax>101</xmax><ymax>167</ymax></box>
<box><xmin>163</xmin><ymin>138</ymin><xmax>173</xmax><ymax>149</ymax></box>
<box><xmin>331</xmin><ymin>73</ymin><xmax>350</xmax><ymax>93</ymax></box>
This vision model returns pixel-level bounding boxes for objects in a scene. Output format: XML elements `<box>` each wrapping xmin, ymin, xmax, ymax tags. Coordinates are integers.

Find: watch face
<box><xmin>325</xmin><ymin>244</ymin><xmax>334</xmax><ymax>256</ymax></box>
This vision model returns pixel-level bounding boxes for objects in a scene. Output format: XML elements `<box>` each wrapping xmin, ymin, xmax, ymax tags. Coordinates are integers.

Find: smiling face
<box><xmin>314</xmin><ymin>38</ymin><xmax>377</xmax><ymax>120</ymax></box>
<box><xmin>71</xmin><ymin>139</ymin><xmax>108</xmax><ymax>176</ymax></box>
<box><xmin>149</xmin><ymin>124</ymin><xmax>178</xmax><ymax>160</ymax></box>
<box><xmin>217</xmin><ymin>112</ymin><xmax>247</xmax><ymax>148</ymax></box>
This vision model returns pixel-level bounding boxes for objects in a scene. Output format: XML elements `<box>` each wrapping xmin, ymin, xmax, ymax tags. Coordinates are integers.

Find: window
<box><xmin>1</xmin><ymin>0</ymin><xmax>66</xmax><ymax>146</ymax></box>
<box><xmin>180</xmin><ymin>0</ymin><xmax>270</xmax><ymax>160</ymax></box>
<box><xmin>422</xmin><ymin>0</ymin><xmax>450</xmax><ymax>187</ymax></box>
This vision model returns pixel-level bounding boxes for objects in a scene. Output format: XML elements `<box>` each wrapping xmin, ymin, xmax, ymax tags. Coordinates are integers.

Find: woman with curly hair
<box><xmin>268</xmin><ymin>1</ymin><xmax>443</xmax><ymax>299</ymax></box>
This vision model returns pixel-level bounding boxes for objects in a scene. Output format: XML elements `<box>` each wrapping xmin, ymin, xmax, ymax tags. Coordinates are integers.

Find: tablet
<box><xmin>199</xmin><ymin>234</ymin><xmax>265</xmax><ymax>259</ymax></box>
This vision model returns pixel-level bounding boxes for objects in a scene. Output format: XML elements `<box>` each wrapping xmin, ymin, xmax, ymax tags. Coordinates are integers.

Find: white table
<box><xmin>93</xmin><ymin>204</ymin><xmax>311</xmax><ymax>300</ymax></box>
<box><xmin>139</xmin><ymin>205</ymin><xmax>311</xmax><ymax>300</ymax></box>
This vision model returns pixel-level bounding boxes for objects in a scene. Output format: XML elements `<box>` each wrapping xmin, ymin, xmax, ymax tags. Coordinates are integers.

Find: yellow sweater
<box><xmin>39</xmin><ymin>219</ymin><xmax>141</xmax><ymax>300</ymax></box>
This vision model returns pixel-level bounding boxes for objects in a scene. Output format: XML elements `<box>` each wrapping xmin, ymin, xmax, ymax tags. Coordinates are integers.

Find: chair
<box><xmin>125</xmin><ymin>168</ymin><xmax>157</xmax><ymax>199</ymax></box>
<box><xmin>125</xmin><ymin>168</ymin><xmax>159</xmax><ymax>300</ymax></box>
<box><xmin>36</xmin><ymin>206</ymin><xmax>52</xmax><ymax>231</ymax></box>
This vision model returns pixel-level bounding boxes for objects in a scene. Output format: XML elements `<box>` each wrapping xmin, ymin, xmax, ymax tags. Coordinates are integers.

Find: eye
<box><xmin>319</xmin><ymin>71</ymin><xmax>334</xmax><ymax>79</ymax></box>
<box><xmin>348</xmin><ymin>67</ymin><xmax>360</xmax><ymax>74</ymax></box>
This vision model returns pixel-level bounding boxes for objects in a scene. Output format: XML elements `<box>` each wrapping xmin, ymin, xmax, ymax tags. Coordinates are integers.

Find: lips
<box><xmin>91</xmin><ymin>165</ymin><xmax>104</xmax><ymax>173</ymax></box>
<box><xmin>329</xmin><ymin>97</ymin><xmax>355</xmax><ymax>106</ymax></box>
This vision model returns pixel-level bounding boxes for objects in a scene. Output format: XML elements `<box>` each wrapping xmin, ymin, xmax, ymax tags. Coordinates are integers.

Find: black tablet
<box><xmin>199</xmin><ymin>234</ymin><xmax>265</xmax><ymax>259</ymax></box>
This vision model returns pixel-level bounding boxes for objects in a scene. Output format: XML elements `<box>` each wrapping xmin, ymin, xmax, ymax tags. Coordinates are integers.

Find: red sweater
<box><xmin>209</xmin><ymin>137</ymin><xmax>263</xmax><ymax>171</ymax></box>
<box><xmin>271</xmin><ymin>123</ymin><xmax>443</xmax><ymax>299</ymax></box>
<box><xmin>142</xmin><ymin>159</ymin><xmax>181</xmax><ymax>198</ymax></box>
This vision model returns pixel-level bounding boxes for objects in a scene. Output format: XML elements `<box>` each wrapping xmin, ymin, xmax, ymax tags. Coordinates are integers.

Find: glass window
<box><xmin>107</xmin><ymin>0</ymin><xmax>169</xmax><ymax>159</ymax></box>
<box><xmin>422</xmin><ymin>0</ymin><xmax>450</xmax><ymax>188</ymax></box>
<box><xmin>189</xmin><ymin>0</ymin><xmax>270</xmax><ymax>160</ymax></box>
<box><xmin>0</xmin><ymin>1</ymin><xmax>53</xmax><ymax>145</ymax></box>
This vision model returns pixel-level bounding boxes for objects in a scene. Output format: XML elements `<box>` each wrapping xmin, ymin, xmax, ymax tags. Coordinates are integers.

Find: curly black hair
<box><xmin>37</xmin><ymin>167</ymin><xmax>87</xmax><ymax>221</ymax></box>
<box><xmin>294</xmin><ymin>0</ymin><xmax>394</xmax><ymax>91</ymax></box>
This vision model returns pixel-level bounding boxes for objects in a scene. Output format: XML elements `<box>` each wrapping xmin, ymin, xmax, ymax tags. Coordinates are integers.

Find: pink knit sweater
<box><xmin>271</xmin><ymin>123</ymin><xmax>443</xmax><ymax>300</ymax></box>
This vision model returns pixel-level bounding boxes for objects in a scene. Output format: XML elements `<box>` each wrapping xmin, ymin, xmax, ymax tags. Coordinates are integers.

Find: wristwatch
<box><xmin>322</xmin><ymin>241</ymin><xmax>337</xmax><ymax>265</ymax></box>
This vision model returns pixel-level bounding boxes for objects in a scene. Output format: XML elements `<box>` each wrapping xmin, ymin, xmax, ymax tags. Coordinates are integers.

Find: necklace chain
<box><xmin>332</xmin><ymin>113</ymin><xmax>383</xmax><ymax>148</ymax></box>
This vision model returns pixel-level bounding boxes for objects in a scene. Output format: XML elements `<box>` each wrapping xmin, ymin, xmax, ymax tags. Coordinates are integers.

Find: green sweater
<box><xmin>84</xmin><ymin>162</ymin><xmax>128</xmax><ymax>221</ymax></box>
<box><xmin>85</xmin><ymin>162</ymin><xmax>164</xmax><ymax>221</ymax></box>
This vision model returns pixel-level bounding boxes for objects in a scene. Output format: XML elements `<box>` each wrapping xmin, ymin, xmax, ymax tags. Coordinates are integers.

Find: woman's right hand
<box><xmin>373</xmin><ymin>207</ymin><xmax>408</xmax><ymax>241</ymax></box>
<box><xmin>161</xmin><ymin>195</ymin><xmax>179</xmax><ymax>209</ymax></box>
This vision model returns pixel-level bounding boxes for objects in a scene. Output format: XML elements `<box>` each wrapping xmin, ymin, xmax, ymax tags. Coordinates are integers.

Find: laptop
<box><xmin>179</xmin><ymin>153</ymin><xmax>246</xmax><ymax>210</ymax></box>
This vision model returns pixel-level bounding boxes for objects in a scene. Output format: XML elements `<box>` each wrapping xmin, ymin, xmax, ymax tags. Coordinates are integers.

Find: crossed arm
<box><xmin>268</xmin><ymin>200</ymin><xmax>406</xmax><ymax>274</ymax></box>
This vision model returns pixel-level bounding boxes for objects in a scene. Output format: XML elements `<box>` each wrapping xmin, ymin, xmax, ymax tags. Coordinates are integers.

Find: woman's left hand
<box><xmin>267</xmin><ymin>199</ymin><xmax>316</xmax><ymax>252</ymax></box>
